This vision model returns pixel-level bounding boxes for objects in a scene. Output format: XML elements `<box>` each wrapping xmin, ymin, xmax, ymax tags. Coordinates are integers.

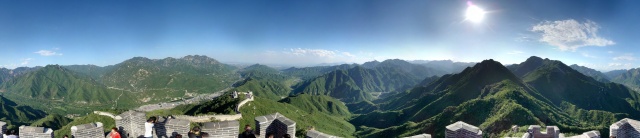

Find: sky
<box><xmin>0</xmin><ymin>0</ymin><xmax>638</xmax><ymax>71</ymax></box>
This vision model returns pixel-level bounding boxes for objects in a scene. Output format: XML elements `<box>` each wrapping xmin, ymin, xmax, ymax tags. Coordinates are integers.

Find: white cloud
<box><xmin>613</xmin><ymin>53</ymin><xmax>636</xmax><ymax>61</ymax></box>
<box><xmin>20</xmin><ymin>58</ymin><xmax>33</xmax><ymax>65</ymax></box>
<box><xmin>288</xmin><ymin>48</ymin><xmax>336</xmax><ymax>58</ymax></box>
<box><xmin>34</xmin><ymin>50</ymin><xmax>63</xmax><ymax>56</ymax></box>
<box><xmin>608</xmin><ymin>51</ymin><xmax>614</xmax><ymax>54</ymax></box>
<box><xmin>507</xmin><ymin>50</ymin><xmax>524</xmax><ymax>55</ymax></box>
<box><xmin>342</xmin><ymin>52</ymin><xmax>355</xmax><ymax>57</ymax></box>
<box><xmin>581</xmin><ymin>52</ymin><xmax>597</xmax><ymax>58</ymax></box>
<box><xmin>531</xmin><ymin>19</ymin><xmax>614</xmax><ymax>51</ymax></box>
<box><xmin>608</xmin><ymin>63</ymin><xmax>633</xmax><ymax>67</ymax></box>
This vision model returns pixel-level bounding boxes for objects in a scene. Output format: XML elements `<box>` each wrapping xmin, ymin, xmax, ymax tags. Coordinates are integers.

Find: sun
<box><xmin>465</xmin><ymin>3</ymin><xmax>486</xmax><ymax>23</ymax></box>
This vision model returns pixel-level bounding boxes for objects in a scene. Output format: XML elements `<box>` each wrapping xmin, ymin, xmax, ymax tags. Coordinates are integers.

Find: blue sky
<box><xmin>0</xmin><ymin>0</ymin><xmax>638</xmax><ymax>71</ymax></box>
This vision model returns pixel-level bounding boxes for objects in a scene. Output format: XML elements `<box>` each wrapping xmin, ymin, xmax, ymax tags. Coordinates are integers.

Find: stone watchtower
<box><xmin>445</xmin><ymin>121</ymin><xmax>482</xmax><ymax>138</ymax></box>
<box><xmin>255</xmin><ymin>112</ymin><xmax>296</xmax><ymax>138</ymax></box>
<box><xmin>201</xmin><ymin>120</ymin><xmax>239</xmax><ymax>138</ymax></box>
<box><xmin>610</xmin><ymin>118</ymin><xmax>640</xmax><ymax>138</ymax></box>
<box><xmin>71</xmin><ymin>122</ymin><xmax>104</xmax><ymax>138</ymax></box>
<box><xmin>115</xmin><ymin>110</ymin><xmax>146</xmax><ymax>138</ymax></box>
<box><xmin>153</xmin><ymin>117</ymin><xmax>191</xmax><ymax>138</ymax></box>
<box><xmin>19</xmin><ymin>126</ymin><xmax>54</xmax><ymax>138</ymax></box>
<box><xmin>525</xmin><ymin>125</ymin><xmax>560</xmax><ymax>138</ymax></box>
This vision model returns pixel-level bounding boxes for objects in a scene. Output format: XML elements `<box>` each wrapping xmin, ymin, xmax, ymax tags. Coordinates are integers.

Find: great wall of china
<box><xmin>6</xmin><ymin>91</ymin><xmax>640</xmax><ymax>138</ymax></box>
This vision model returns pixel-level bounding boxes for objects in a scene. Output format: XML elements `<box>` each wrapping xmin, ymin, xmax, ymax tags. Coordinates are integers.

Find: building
<box><xmin>306</xmin><ymin>130</ymin><xmax>342</xmax><ymax>138</ymax></box>
<box><xmin>115</xmin><ymin>110</ymin><xmax>146</xmax><ymax>138</ymax></box>
<box><xmin>200</xmin><ymin>120</ymin><xmax>239</xmax><ymax>138</ymax></box>
<box><xmin>445</xmin><ymin>121</ymin><xmax>482</xmax><ymax>138</ymax></box>
<box><xmin>610</xmin><ymin>118</ymin><xmax>640</xmax><ymax>138</ymax></box>
<box><xmin>71</xmin><ymin>122</ymin><xmax>104</xmax><ymax>138</ymax></box>
<box><xmin>523</xmin><ymin>125</ymin><xmax>560</xmax><ymax>138</ymax></box>
<box><xmin>404</xmin><ymin>134</ymin><xmax>432</xmax><ymax>138</ymax></box>
<box><xmin>255</xmin><ymin>112</ymin><xmax>296</xmax><ymax>138</ymax></box>
<box><xmin>19</xmin><ymin>126</ymin><xmax>54</xmax><ymax>138</ymax></box>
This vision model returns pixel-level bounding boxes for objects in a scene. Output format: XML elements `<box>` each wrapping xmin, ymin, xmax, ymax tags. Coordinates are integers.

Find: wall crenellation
<box><xmin>71</xmin><ymin>122</ymin><xmax>103</xmax><ymax>138</ymax></box>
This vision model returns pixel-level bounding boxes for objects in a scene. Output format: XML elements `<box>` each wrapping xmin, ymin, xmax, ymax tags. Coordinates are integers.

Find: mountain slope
<box><xmin>569</xmin><ymin>64</ymin><xmax>610</xmax><ymax>83</ymax></box>
<box><xmin>605</xmin><ymin>69</ymin><xmax>628</xmax><ymax>79</ymax></box>
<box><xmin>279</xmin><ymin>94</ymin><xmax>351</xmax><ymax>117</ymax></box>
<box><xmin>0</xmin><ymin>65</ymin><xmax>120</xmax><ymax>104</ymax></box>
<box><xmin>101</xmin><ymin>55</ymin><xmax>238</xmax><ymax>94</ymax></box>
<box><xmin>0</xmin><ymin>95</ymin><xmax>48</xmax><ymax>129</ymax></box>
<box><xmin>612</xmin><ymin>68</ymin><xmax>640</xmax><ymax>92</ymax></box>
<box><xmin>513</xmin><ymin>56</ymin><xmax>640</xmax><ymax>115</ymax></box>
<box><xmin>294</xmin><ymin>66</ymin><xmax>421</xmax><ymax>103</ymax></box>
<box><xmin>30</xmin><ymin>114</ymin><xmax>73</xmax><ymax>130</ymax></box>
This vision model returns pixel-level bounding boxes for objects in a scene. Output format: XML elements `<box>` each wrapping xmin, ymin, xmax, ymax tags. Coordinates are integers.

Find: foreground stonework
<box><xmin>115</xmin><ymin>110</ymin><xmax>146</xmax><ymax>138</ymax></box>
<box><xmin>305</xmin><ymin>130</ymin><xmax>342</xmax><ymax>138</ymax></box>
<box><xmin>445</xmin><ymin>121</ymin><xmax>482</xmax><ymax>138</ymax></box>
<box><xmin>525</xmin><ymin>125</ymin><xmax>560</xmax><ymax>138</ymax></box>
<box><xmin>71</xmin><ymin>122</ymin><xmax>104</xmax><ymax>138</ymax></box>
<box><xmin>255</xmin><ymin>112</ymin><xmax>296</xmax><ymax>138</ymax></box>
<box><xmin>404</xmin><ymin>133</ymin><xmax>432</xmax><ymax>138</ymax></box>
<box><xmin>153</xmin><ymin>117</ymin><xmax>191</xmax><ymax>138</ymax></box>
<box><xmin>19</xmin><ymin>126</ymin><xmax>53</xmax><ymax>138</ymax></box>
<box><xmin>0</xmin><ymin>121</ymin><xmax>6</xmax><ymax>136</ymax></box>
<box><xmin>201</xmin><ymin>120</ymin><xmax>239</xmax><ymax>138</ymax></box>
<box><xmin>566</xmin><ymin>130</ymin><xmax>600</xmax><ymax>138</ymax></box>
<box><xmin>610</xmin><ymin>118</ymin><xmax>640</xmax><ymax>138</ymax></box>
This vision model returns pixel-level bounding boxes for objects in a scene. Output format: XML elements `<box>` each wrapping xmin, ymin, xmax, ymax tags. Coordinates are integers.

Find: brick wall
<box><xmin>115</xmin><ymin>110</ymin><xmax>146</xmax><ymax>138</ymax></box>
<box><xmin>403</xmin><ymin>133</ymin><xmax>432</xmax><ymax>138</ymax></box>
<box><xmin>71</xmin><ymin>122</ymin><xmax>104</xmax><ymax>138</ymax></box>
<box><xmin>610</xmin><ymin>118</ymin><xmax>640</xmax><ymax>138</ymax></box>
<box><xmin>255</xmin><ymin>112</ymin><xmax>296</xmax><ymax>138</ymax></box>
<box><xmin>444</xmin><ymin>121</ymin><xmax>482</xmax><ymax>138</ymax></box>
<box><xmin>153</xmin><ymin>117</ymin><xmax>191</xmax><ymax>138</ymax></box>
<box><xmin>19</xmin><ymin>126</ymin><xmax>54</xmax><ymax>138</ymax></box>
<box><xmin>0</xmin><ymin>121</ymin><xmax>6</xmax><ymax>137</ymax></box>
<box><xmin>526</xmin><ymin>125</ymin><xmax>560</xmax><ymax>138</ymax></box>
<box><xmin>201</xmin><ymin>120</ymin><xmax>239</xmax><ymax>138</ymax></box>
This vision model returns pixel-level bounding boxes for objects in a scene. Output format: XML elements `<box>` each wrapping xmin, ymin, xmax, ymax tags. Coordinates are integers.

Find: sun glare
<box><xmin>465</xmin><ymin>3</ymin><xmax>486</xmax><ymax>23</ymax></box>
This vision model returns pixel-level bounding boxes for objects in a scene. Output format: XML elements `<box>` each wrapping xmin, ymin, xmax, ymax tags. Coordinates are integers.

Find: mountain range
<box><xmin>2</xmin><ymin>55</ymin><xmax>640</xmax><ymax>137</ymax></box>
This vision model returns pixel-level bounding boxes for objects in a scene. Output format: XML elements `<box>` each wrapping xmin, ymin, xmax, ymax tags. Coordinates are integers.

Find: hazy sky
<box><xmin>0</xmin><ymin>0</ymin><xmax>638</xmax><ymax>71</ymax></box>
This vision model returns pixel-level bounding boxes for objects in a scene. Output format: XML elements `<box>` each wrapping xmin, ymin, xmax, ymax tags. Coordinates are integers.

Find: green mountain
<box><xmin>411</xmin><ymin>60</ymin><xmax>476</xmax><ymax>74</ymax></box>
<box><xmin>605</xmin><ymin>69</ymin><xmax>628</xmax><ymax>79</ymax></box>
<box><xmin>233</xmin><ymin>64</ymin><xmax>295</xmax><ymax>100</ymax></box>
<box><xmin>294</xmin><ymin>65</ymin><xmax>421</xmax><ymax>103</ymax></box>
<box><xmin>569</xmin><ymin>64</ymin><xmax>610</xmax><ymax>83</ymax></box>
<box><xmin>279</xmin><ymin>94</ymin><xmax>351</xmax><ymax>117</ymax></box>
<box><xmin>30</xmin><ymin>114</ymin><xmax>73</xmax><ymax>130</ymax></box>
<box><xmin>101</xmin><ymin>55</ymin><xmax>238</xmax><ymax>94</ymax></box>
<box><xmin>612</xmin><ymin>68</ymin><xmax>640</xmax><ymax>92</ymax></box>
<box><xmin>0</xmin><ymin>65</ymin><xmax>121</xmax><ymax>104</ymax></box>
<box><xmin>282</xmin><ymin>64</ymin><xmax>358</xmax><ymax>80</ymax></box>
<box><xmin>362</xmin><ymin>59</ymin><xmax>447</xmax><ymax>79</ymax></box>
<box><xmin>0</xmin><ymin>95</ymin><xmax>47</xmax><ymax>129</ymax></box>
<box><xmin>352</xmin><ymin>57</ymin><xmax>635</xmax><ymax>137</ymax></box>
<box><xmin>511</xmin><ymin>56</ymin><xmax>640</xmax><ymax>115</ymax></box>
<box><xmin>0</xmin><ymin>67</ymin><xmax>41</xmax><ymax>86</ymax></box>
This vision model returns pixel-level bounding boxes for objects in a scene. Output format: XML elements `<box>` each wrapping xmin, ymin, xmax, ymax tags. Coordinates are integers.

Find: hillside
<box><xmin>30</xmin><ymin>114</ymin><xmax>73</xmax><ymax>130</ymax></box>
<box><xmin>294</xmin><ymin>65</ymin><xmax>421</xmax><ymax>103</ymax></box>
<box><xmin>279</xmin><ymin>94</ymin><xmax>351</xmax><ymax>117</ymax></box>
<box><xmin>411</xmin><ymin>60</ymin><xmax>476</xmax><ymax>74</ymax></box>
<box><xmin>569</xmin><ymin>64</ymin><xmax>610</xmax><ymax>83</ymax></box>
<box><xmin>362</xmin><ymin>59</ymin><xmax>447</xmax><ymax>78</ymax></box>
<box><xmin>605</xmin><ymin>69</ymin><xmax>628</xmax><ymax>79</ymax></box>
<box><xmin>0</xmin><ymin>65</ymin><xmax>120</xmax><ymax>104</ymax></box>
<box><xmin>612</xmin><ymin>68</ymin><xmax>640</xmax><ymax>92</ymax></box>
<box><xmin>233</xmin><ymin>64</ymin><xmax>294</xmax><ymax>100</ymax></box>
<box><xmin>512</xmin><ymin>56</ymin><xmax>640</xmax><ymax>115</ymax></box>
<box><xmin>0</xmin><ymin>95</ymin><xmax>48</xmax><ymax>129</ymax></box>
<box><xmin>239</xmin><ymin>97</ymin><xmax>356</xmax><ymax>137</ymax></box>
<box><xmin>101</xmin><ymin>55</ymin><xmax>239</xmax><ymax>95</ymax></box>
<box><xmin>53</xmin><ymin>114</ymin><xmax>115</xmax><ymax>138</ymax></box>
<box><xmin>282</xmin><ymin>64</ymin><xmax>357</xmax><ymax>80</ymax></box>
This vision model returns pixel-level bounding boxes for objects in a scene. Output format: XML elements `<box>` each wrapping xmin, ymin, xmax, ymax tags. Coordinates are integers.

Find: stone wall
<box><xmin>71</xmin><ymin>122</ymin><xmax>104</xmax><ymax>138</ymax></box>
<box><xmin>610</xmin><ymin>118</ymin><xmax>640</xmax><ymax>138</ymax></box>
<box><xmin>152</xmin><ymin>117</ymin><xmax>191</xmax><ymax>138</ymax></box>
<box><xmin>0</xmin><ymin>121</ymin><xmax>6</xmax><ymax>136</ymax></box>
<box><xmin>255</xmin><ymin>112</ymin><xmax>296</xmax><ymax>138</ymax></box>
<box><xmin>526</xmin><ymin>125</ymin><xmax>560</xmax><ymax>138</ymax></box>
<box><xmin>115</xmin><ymin>110</ymin><xmax>146</xmax><ymax>138</ymax></box>
<box><xmin>19</xmin><ymin>126</ymin><xmax>54</xmax><ymax>138</ymax></box>
<box><xmin>173</xmin><ymin>114</ymin><xmax>242</xmax><ymax>122</ymax></box>
<box><xmin>305</xmin><ymin>130</ymin><xmax>342</xmax><ymax>138</ymax></box>
<box><xmin>445</xmin><ymin>121</ymin><xmax>482</xmax><ymax>138</ymax></box>
<box><xmin>201</xmin><ymin>120</ymin><xmax>239</xmax><ymax>138</ymax></box>
<box><xmin>404</xmin><ymin>134</ymin><xmax>432</xmax><ymax>138</ymax></box>
<box><xmin>566</xmin><ymin>130</ymin><xmax>600</xmax><ymax>138</ymax></box>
